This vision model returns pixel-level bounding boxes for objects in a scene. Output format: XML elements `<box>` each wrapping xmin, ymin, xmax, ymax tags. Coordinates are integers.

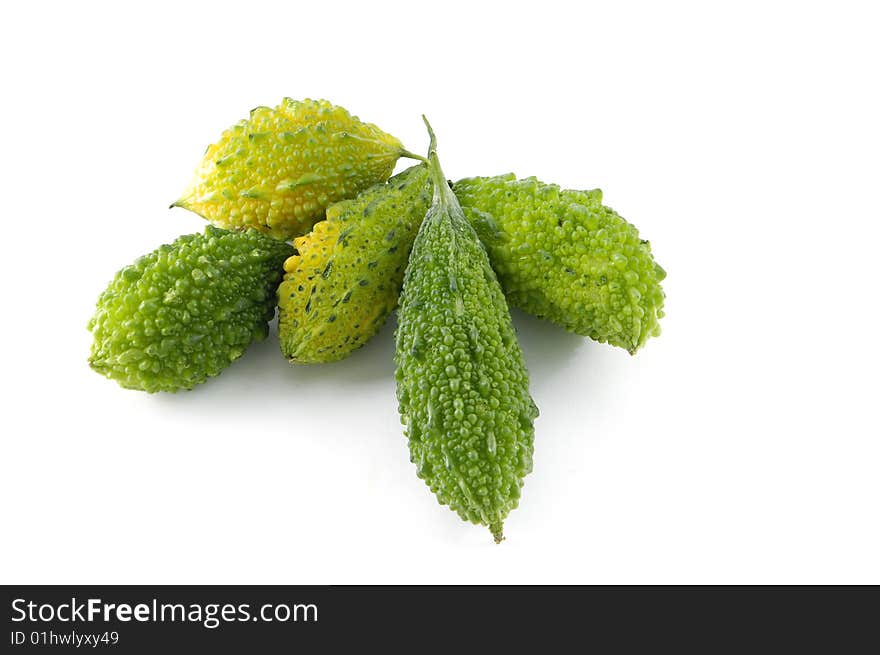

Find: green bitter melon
<box><xmin>88</xmin><ymin>226</ymin><xmax>294</xmax><ymax>392</ymax></box>
<box><xmin>395</xmin><ymin>121</ymin><xmax>538</xmax><ymax>542</ymax></box>
<box><xmin>454</xmin><ymin>175</ymin><xmax>666</xmax><ymax>353</ymax></box>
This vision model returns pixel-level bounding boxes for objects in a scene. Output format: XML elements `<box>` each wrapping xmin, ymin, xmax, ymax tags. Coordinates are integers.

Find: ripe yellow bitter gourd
<box><xmin>277</xmin><ymin>165</ymin><xmax>432</xmax><ymax>363</ymax></box>
<box><xmin>395</xmin><ymin>122</ymin><xmax>538</xmax><ymax>542</ymax></box>
<box><xmin>172</xmin><ymin>99</ymin><xmax>413</xmax><ymax>240</ymax></box>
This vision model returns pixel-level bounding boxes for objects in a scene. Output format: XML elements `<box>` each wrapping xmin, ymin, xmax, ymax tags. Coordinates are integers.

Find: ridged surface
<box><xmin>88</xmin><ymin>226</ymin><xmax>294</xmax><ymax>392</ymax></box>
<box><xmin>173</xmin><ymin>99</ymin><xmax>404</xmax><ymax>240</ymax></box>
<box><xmin>278</xmin><ymin>165</ymin><xmax>432</xmax><ymax>363</ymax></box>
<box><xmin>454</xmin><ymin>175</ymin><xmax>666</xmax><ymax>353</ymax></box>
<box><xmin>395</xmin><ymin>153</ymin><xmax>537</xmax><ymax>542</ymax></box>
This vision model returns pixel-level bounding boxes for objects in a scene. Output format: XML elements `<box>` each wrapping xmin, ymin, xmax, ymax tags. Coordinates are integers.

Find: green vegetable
<box><xmin>454</xmin><ymin>175</ymin><xmax>666</xmax><ymax>353</ymax></box>
<box><xmin>277</xmin><ymin>171</ymin><xmax>665</xmax><ymax>361</ymax></box>
<box><xmin>395</xmin><ymin>122</ymin><xmax>538</xmax><ymax>542</ymax></box>
<box><xmin>172</xmin><ymin>99</ymin><xmax>413</xmax><ymax>240</ymax></box>
<box><xmin>277</xmin><ymin>164</ymin><xmax>432</xmax><ymax>363</ymax></box>
<box><xmin>88</xmin><ymin>226</ymin><xmax>294</xmax><ymax>392</ymax></box>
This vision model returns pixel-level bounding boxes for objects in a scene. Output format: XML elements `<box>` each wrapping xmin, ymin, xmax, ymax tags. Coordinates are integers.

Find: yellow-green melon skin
<box><xmin>174</xmin><ymin>99</ymin><xmax>405</xmax><ymax>240</ymax></box>
<box><xmin>278</xmin><ymin>165</ymin><xmax>432</xmax><ymax>363</ymax></box>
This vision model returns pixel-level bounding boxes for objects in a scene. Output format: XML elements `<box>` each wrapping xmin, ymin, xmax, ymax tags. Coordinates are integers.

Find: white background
<box><xmin>1</xmin><ymin>1</ymin><xmax>878</xmax><ymax>584</ymax></box>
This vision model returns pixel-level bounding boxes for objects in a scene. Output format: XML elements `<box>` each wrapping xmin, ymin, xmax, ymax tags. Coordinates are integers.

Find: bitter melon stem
<box><xmin>422</xmin><ymin>115</ymin><xmax>454</xmax><ymax>208</ymax></box>
<box><xmin>423</xmin><ymin>114</ymin><xmax>437</xmax><ymax>155</ymax></box>
<box><xmin>399</xmin><ymin>148</ymin><xmax>429</xmax><ymax>163</ymax></box>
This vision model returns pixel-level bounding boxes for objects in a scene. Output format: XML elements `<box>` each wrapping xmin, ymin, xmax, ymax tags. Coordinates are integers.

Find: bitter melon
<box><xmin>172</xmin><ymin>99</ymin><xmax>410</xmax><ymax>240</ymax></box>
<box><xmin>277</xmin><ymin>164</ymin><xmax>432</xmax><ymax>363</ymax></box>
<box><xmin>454</xmin><ymin>175</ymin><xmax>666</xmax><ymax>353</ymax></box>
<box><xmin>395</xmin><ymin>122</ymin><xmax>538</xmax><ymax>543</ymax></box>
<box><xmin>88</xmin><ymin>226</ymin><xmax>294</xmax><ymax>392</ymax></box>
<box><xmin>278</xmin><ymin>171</ymin><xmax>665</xmax><ymax>358</ymax></box>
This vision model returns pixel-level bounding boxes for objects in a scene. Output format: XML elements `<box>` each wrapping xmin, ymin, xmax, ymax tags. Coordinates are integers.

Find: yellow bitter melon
<box><xmin>173</xmin><ymin>98</ymin><xmax>413</xmax><ymax>240</ymax></box>
<box><xmin>277</xmin><ymin>165</ymin><xmax>432</xmax><ymax>363</ymax></box>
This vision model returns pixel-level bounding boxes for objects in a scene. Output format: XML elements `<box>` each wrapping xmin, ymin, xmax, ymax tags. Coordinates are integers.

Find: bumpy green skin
<box><xmin>454</xmin><ymin>175</ymin><xmax>666</xmax><ymax>353</ymax></box>
<box><xmin>276</xmin><ymin>170</ymin><xmax>665</xmax><ymax>359</ymax></box>
<box><xmin>88</xmin><ymin>226</ymin><xmax>294</xmax><ymax>392</ymax></box>
<box><xmin>278</xmin><ymin>165</ymin><xmax>432</xmax><ymax>363</ymax></box>
<box><xmin>395</xmin><ymin>153</ymin><xmax>538</xmax><ymax>543</ymax></box>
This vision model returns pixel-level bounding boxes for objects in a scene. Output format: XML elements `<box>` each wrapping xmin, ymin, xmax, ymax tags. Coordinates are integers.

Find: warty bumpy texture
<box><xmin>279</xmin><ymin>170</ymin><xmax>666</xmax><ymax>360</ymax></box>
<box><xmin>88</xmin><ymin>226</ymin><xmax>294</xmax><ymax>392</ymax></box>
<box><xmin>173</xmin><ymin>99</ymin><xmax>405</xmax><ymax>240</ymax></box>
<box><xmin>454</xmin><ymin>175</ymin><xmax>666</xmax><ymax>353</ymax></box>
<box><xmin>395</xmin><ymin>149</ymin><xmax>538</xmax><ymax>543</ymax></box>
<box><xmin>278</xmin><ymin>165</ymin><xmax>432</xmax><ymax>363</ymax></box>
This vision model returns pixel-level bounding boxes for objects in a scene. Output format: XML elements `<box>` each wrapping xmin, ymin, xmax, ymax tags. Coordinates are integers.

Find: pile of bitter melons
<box><xmin>88</xmin><ymin>100</ymin><xmax>666</xmax><ymax>542</ymax></box>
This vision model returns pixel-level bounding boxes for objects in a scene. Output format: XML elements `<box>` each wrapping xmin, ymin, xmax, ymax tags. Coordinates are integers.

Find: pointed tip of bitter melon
<box><xmin>491</xmin><ymin>523</ymin><xmax>505</xmax><ymax>544</ymax></box>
